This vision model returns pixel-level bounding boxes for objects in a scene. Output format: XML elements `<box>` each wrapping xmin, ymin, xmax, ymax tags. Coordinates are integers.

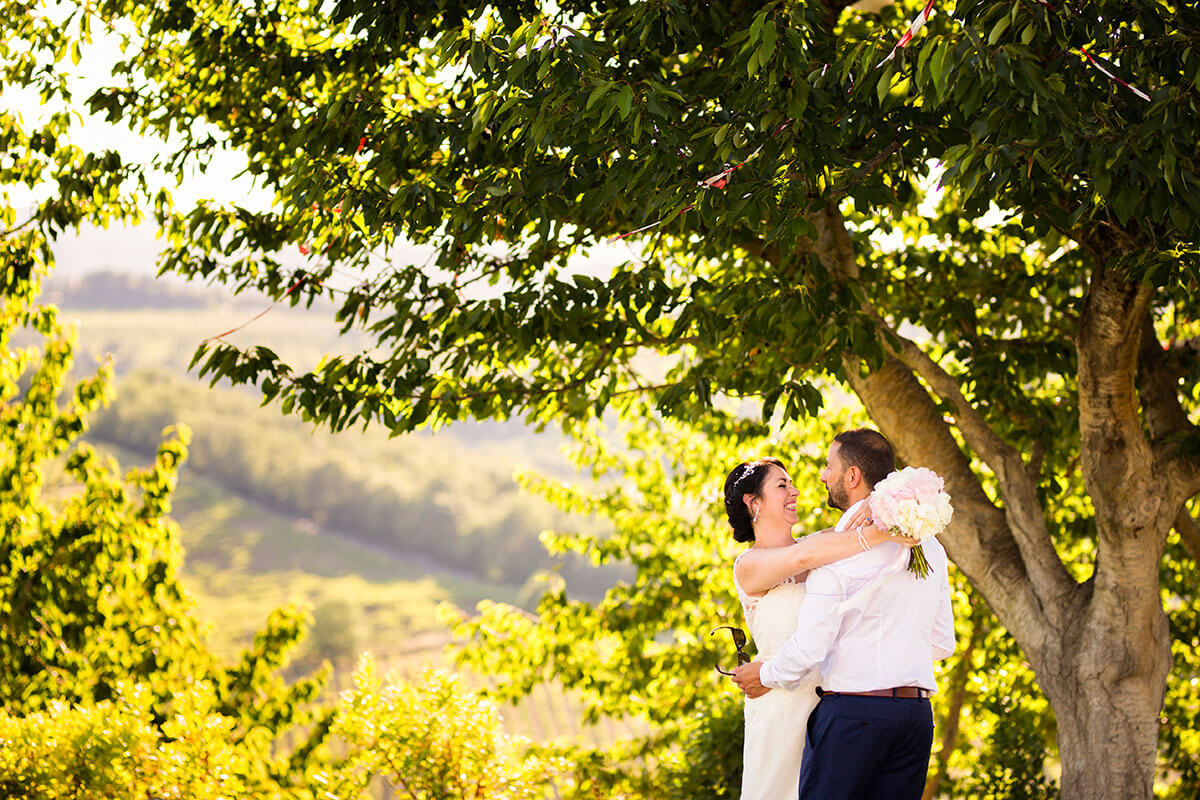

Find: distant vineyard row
<box><xmin>87</xmin><ymin>368</ymin><xmax>620</xmax><ymax>595</ymax></box>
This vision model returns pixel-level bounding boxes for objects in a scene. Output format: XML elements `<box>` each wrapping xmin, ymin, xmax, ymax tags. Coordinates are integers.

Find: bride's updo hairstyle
<box><xmin>723</xmin><ymin>457</ymin><xmax>786</xmax><ymax>543</ymax></box>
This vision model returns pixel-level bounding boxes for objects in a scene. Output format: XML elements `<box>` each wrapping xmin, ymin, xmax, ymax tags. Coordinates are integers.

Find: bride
<box><xmin>723</xmin><ymin>456</ymin><xmax>889</xmax><ymax>800</ymax></box>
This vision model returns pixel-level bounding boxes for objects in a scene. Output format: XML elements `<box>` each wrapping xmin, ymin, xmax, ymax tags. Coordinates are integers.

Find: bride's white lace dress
<box><xmin>733</xmin><ymin>551</ymin><xmax>821</xmax><ymax>800</ymax></box>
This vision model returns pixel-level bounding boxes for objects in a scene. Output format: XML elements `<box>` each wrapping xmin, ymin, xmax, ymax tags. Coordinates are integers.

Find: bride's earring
<box><xmin>752</xmin><ymin>505</ymin><xmax>761</xmax><ymax>524</ymax></box>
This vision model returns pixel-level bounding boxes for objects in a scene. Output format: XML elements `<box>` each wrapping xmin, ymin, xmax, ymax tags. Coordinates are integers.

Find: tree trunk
<box><xmin>851</xmin><ymin>380</ymin><xmax>1173</xmax><ymax>799</ymax></box>
<box><xmin>1037</xmin><ymin>602</ymin><xmax>1171</xmax><ymax>800</ymax></box>
<box><xmin>1062</xmin><ymin>261</ymin><xmax>1172</xmax><ymax>799</ymax></box>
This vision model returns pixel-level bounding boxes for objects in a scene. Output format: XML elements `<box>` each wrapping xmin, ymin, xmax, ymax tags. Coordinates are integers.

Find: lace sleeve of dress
<box><xmin>732</xmin><ymin>549</ymin><xmax>760</xmax><ymax>617</ymax></box>
<box><xmin>734</xmin><ymin>547</ymin><xmax>803</xmax><ymax>619</ymax></box>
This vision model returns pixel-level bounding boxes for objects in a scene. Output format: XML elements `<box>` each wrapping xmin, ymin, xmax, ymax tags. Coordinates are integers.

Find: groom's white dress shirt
<box><xmin>760</xmin><ymin>500</ymin><xmax>956</xmax><ymax>692</ymax></box>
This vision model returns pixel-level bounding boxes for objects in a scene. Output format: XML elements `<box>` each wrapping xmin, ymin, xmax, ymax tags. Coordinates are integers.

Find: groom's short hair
<box><xmin>833</xmin><ymin>428</ymin><xmax>895</xmax><ymax>488</ymax></box>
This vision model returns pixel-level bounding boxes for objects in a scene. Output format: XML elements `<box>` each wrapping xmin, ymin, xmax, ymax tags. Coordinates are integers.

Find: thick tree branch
<box><xmin>805</xmin><ymin>204</ymin><xmax>1073</xmax><ymax>636</ymax></box>
<box><xmin>823</xmin><ymin>194</ymin><xmax>1072</xmax><ymax>604</ymax></box>
<box><xmin>1076</xmin><ymin>265</ymin><xmax>1168</xmax><ymax>570</ymax></box>
<box><xmin>842</xmin><ymin>357</ymin><xmax>1071</xmax><ymax>639</ymax></box>
<box><xmin>868</xmin><ymin>318</ymin><xmax>1076</xmax><ymax>604</ymax></box>
<box><xmin>1137</xmin><ymin>318</ymin><xmax>1200</xmax><ymax>494</ymax></box>
<box><xmin>1173</xmin><ymin>507</ymin><xmax>1200</xmax><ymax>563</ymax></box>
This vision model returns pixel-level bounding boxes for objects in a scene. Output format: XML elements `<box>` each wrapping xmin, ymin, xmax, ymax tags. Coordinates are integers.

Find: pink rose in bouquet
<box><xmin>867</xmin><ymin>466</ymin><xmax>953</xmax><ymax>578</ymax></box>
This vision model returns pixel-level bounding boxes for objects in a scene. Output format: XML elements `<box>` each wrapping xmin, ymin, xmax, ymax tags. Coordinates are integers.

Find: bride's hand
<box><xmin>843</xmin><ymin>503</ymin><xmax>873</xmax><ymax>531</ymax></box>
<box><xmin>858</xmin><ymin>523</ymin><xmax>918</xmax><ymax>549</ymax></box>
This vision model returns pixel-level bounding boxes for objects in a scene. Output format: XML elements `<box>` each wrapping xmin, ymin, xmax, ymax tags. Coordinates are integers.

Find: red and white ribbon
<box><xmin>878</xmin><ymin>0</ymin><xmax>937</xmax><ymax>66</ymax></box>
<box><xmin>697</xmin><ymin>119</ymin><xmax>793</xmax><ymax>190</ymax></box>
<box><xmin>1077</xmin><ymin>46</ymin><xmax>1151</xmax><ymax>102</ymax></box>
<box><xmin>610</xmin><ymin>120</ymin><xmax>791</xmax><ymax>241</ymax></box>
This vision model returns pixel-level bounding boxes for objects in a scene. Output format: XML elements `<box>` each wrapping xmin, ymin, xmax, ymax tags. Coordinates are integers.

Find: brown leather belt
<box><xmin>818</xmin><ymin>687</ymin><xmax>931</xmax><ymax>699</ymax></box>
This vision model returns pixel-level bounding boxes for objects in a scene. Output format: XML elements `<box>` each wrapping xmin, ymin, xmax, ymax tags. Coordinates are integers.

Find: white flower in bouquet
<box><xmin>867</xmin><ymin>466</ymin><xmax>953</xmax><ymax>578</ymax></box>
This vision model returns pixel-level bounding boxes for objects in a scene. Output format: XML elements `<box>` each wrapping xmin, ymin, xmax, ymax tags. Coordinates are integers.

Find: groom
<box><xmin>732</xmin><ymin>428</ymin><xmax>956</xmax><ymax>799</ymax></box>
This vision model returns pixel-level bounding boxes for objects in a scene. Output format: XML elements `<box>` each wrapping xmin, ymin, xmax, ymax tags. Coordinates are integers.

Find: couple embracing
<box><xmin>721</xmin><ymin>428</ymin><xmax>955</xmax><ymax>800</ymax></box>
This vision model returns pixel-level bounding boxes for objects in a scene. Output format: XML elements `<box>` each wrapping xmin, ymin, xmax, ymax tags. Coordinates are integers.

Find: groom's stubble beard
<box><xmin>825</xmin><ymin>480</ymin><xmax>849</xmax><ymax>511</ymax></box>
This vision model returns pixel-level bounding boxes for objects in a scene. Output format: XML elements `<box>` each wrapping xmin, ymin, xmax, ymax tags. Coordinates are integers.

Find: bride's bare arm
<box><xmin>734</xmin><ymin>523</ymin><xmax>894</xmax><ymax>596</ymax></box>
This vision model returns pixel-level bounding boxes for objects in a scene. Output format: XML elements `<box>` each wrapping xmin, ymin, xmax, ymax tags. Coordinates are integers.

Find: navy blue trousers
<box><xmin>797</xmin><ymin>695</ymin><xmax>934</xmax><ymax>800</ymax></box>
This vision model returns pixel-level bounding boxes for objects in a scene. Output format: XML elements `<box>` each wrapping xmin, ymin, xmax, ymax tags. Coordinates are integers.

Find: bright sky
<box><xmin>2</xmin><ymin>17</ymin><xmax>276</xmax><ymax>277</ymax></box>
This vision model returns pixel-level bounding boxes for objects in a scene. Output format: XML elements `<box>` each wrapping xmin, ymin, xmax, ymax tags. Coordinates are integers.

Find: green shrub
<box><xmin>1</xmin><ymin>270</ymin><xmax>329</xmax><ymax>795</ymax></box>
<box><xmin>0</xmin><ymin>682</ymin><xmax>293</xmax><ymax>800</ymax></box>
<box><xmin>326</xmin><ymin>658</ymin><xmax>575</xmax><ymax>799</ymax></box>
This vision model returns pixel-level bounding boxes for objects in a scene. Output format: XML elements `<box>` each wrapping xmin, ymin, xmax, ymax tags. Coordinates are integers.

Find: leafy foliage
<box><xmin>2</xmin><ymin>268</ymin><xmax>213</xmax><ymax>715</ymax></box>
<box><xmin>326</xmin><ymin>658</ymin><xmax>576</xmax><ymax>799</ymax></box>
<box><xmin>60</xmin><ymin>0</ymin><xmax>1196</xmax><ymax>435</ymax></box>
<box><xmin>1158</xmin><ymin>522</ymin><xmax>1200</xmax><ymax>800</ymax></box>
<box><xmin>7</xmin><ymin>0</ymin><xmax>1200</xmax><ymax>795</ymax></box>
<box><xmin>951</xmin><ymin>682</ymin><xmax>1061</xmax><ymax>800</ymax></box>
<box><xmin>1</xmin><ymin>245</ymin><xmax>326</xmax><ymax>796</ymax></box>
<box><xmin>0</xmin><ymin>682</ymin><xmax>290</xmax><ymax>800</ymax></box>
<box><xmin>940</xmin><ymin>588</ymin><xmax>1060</xmax><ymax>800</ymax></box>
<box><xmin>662</xmin><ymin>692</ymin><xmax>746</xmax><ymax>800</ymax></box>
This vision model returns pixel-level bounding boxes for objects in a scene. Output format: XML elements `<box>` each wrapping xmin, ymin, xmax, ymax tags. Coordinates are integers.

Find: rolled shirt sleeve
<box><xmin>759</xmin><ymin>568</ymin><xmax>847</xmax><ymax>689</ymax></box>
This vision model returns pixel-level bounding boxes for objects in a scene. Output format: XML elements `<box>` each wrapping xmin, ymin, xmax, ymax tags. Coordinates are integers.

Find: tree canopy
<box><xmin>5</xmin><ymin>0</ymin><xmax>1200</xmax><ymax>797</ymax></box>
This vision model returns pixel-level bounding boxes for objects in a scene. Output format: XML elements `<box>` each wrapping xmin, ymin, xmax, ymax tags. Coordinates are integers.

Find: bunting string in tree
<box><xmin>610</xmin><ymin>118</ymin><xmax>793</xmax><ymax>241</ymax></box>
<box><xmin>609</xmin><ymin>0</ymin><xmax>1153</xmax><ymax>244</ymax></box>
<box><xmin>696</xmin><ymin>118</ymin><xmax>794</xmax><ymax>191</ymax></box>
<box><xmin>203</xmin><ymin>273</ymin><xmax>312</xmax><ymax>343</ymax></box>
<box><xmin>878</xmin><ymin>0</ymin><xmax>937</xmax><ymax>66</ymax></box>
<box><xmin>1077</xmin><ymin>45</ymin><xmax>1151</xmax><ymax>102</ymax></box>
<box><xmin>1029</xmin><ymin>0</ymin><xmax>1151</xmax><ymax>101</ymax></box>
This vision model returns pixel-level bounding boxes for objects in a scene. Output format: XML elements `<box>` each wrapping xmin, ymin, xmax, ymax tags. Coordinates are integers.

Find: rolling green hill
<box><xmin>44</xmin><ymin>272</ymin><xmax>625</xmax><ymax>669</ymax></box>
<box><xmin>24</xmin><ymin>270</ymin><xmax>639</xmax><ymax>747</ymax></box>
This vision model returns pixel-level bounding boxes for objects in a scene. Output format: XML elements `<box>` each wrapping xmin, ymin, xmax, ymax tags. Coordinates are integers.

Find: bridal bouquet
<box><xmin>867</xmin><ymin>466</ymin><xmax>953</xmax><ymax>579</ymax></box>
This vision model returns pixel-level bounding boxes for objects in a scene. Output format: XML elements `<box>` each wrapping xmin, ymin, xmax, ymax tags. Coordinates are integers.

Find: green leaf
<box><xmin>876</xmin><ymin>64</ymin><xmax>895</xmax><ymax>104</ymax></box>
<box><xmin>988</xmin><ymin>16</ymin><xmax>1011</xmax><ymax>46</ymax></box>
<box><xmin>762</xmin><ymin>20</ymin><xmax>777</xmax><ymax>54</ymax></box>
<box><xmin>749</xmin><ymin>11</ymin><xmax>765</xmax><ymax>45</ymax></box>
<box><xmin>616</xmin><ymin>84</ymin><xmax>633</xmax><ymax>119</ymax></box>
<box><xmin>1110</xmin><ymin>187</ymin><xmax>1137</xmax><ymax>224</ymax></box>
<box><xmin>931</xmin><ymin>40</ymin><xmax>951</xmax><ymax>100</ymax></box>
<box><xmin>586</xmin><ymin>83</ymin><xmax>609</xmax><ymax>110</ymax></box>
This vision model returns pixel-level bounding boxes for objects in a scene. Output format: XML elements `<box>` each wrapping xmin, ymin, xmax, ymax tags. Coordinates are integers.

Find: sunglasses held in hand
<box><xmin>710</xmin><ymin>625</ymin><xmax>751</xmax><ymax>675</ymax></box>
